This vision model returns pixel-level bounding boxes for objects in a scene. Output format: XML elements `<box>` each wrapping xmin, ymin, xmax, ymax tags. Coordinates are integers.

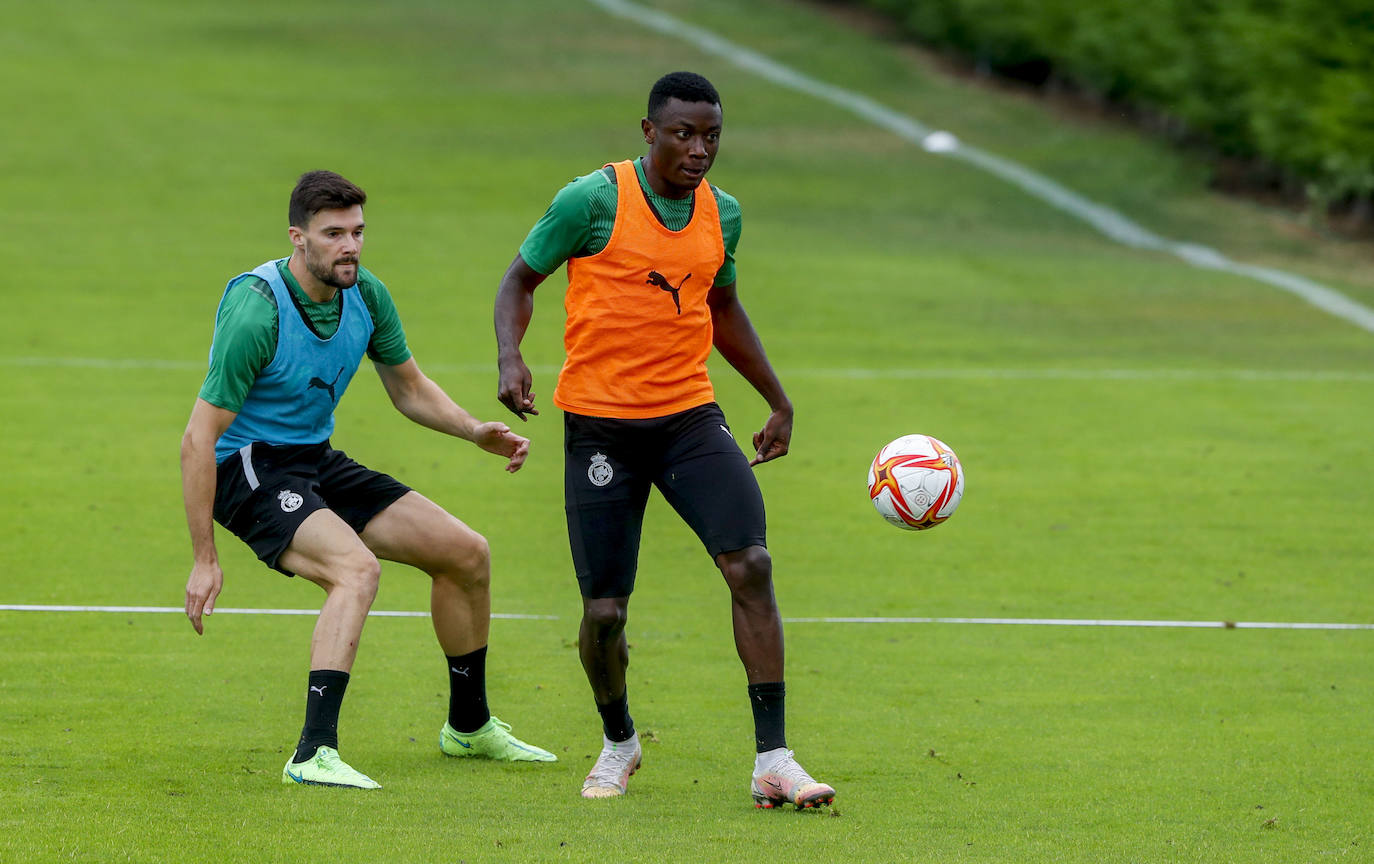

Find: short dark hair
<box><xmin>288</xmin><ymin>170</ymin><xmax>367</xmax><ymax>228</ymax></box>
<box><xmin>647</xmin><ymin>71</ymin><xmax>720</xmax><ymax>123</ymax></box>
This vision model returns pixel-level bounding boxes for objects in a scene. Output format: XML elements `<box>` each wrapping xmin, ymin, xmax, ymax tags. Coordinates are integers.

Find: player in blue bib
<box><xmin>180</xmin><ymin>171</ymin><xmax>557</xmax><ymax>789</ymax></box>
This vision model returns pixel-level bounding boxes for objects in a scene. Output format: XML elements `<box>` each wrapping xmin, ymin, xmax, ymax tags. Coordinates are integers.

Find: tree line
<box><xmin>851</xmin><ymin>0</ymin><xmax>1374</xmax><ymax>227</ymax></box>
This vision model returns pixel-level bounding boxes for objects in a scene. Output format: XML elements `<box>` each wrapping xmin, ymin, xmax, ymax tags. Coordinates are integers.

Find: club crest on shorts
<box><xmin>277</xmin><ymin>490</ymin><xmax>304</xmax><ymax>512</ymax></box>
<box><xmin>587</xmin><ymin>452</ymin><xmax>614</xmax><ymax>487</ymax></box>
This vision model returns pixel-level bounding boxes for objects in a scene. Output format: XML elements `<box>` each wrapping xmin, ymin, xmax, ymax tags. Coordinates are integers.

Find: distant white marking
<box><xmin>1</xmin><ymin>605</ymin><xmax>1367</xmax><ymax>630</ymax></box>
<box><xmin>1</xmin><ymin>356</ymin><xmax>204</xmax><ymax>370</ymax></box>
<box><xmin>789</xmin><ymin>367</ymin><xmax>1374</xmax><ymax>382</ymax></box>
<box><xmin>3</xmin><ymin>356</ymin><xmax>1370</xmax><ymax>382</ymax></box>
<box><xmin>783</xmin><ymin>616</ymin><xmax>1374</xmax><ymax>631</ymax></box>
<box><xmin>921</xmin><ymin>131</ymin><xmax>959</xmax><ymax>153</ymax></box>
<box><xmin>0</xmin><ymin>605</ymin><xmax>556</xmax><ymax>620</ymax></box>
<box><xmin>587</xmin><ymin>0</ymin><xmax>1374</xmax><ymax>335</ymax></box>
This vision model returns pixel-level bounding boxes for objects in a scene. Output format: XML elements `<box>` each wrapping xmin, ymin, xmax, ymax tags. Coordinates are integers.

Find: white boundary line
<box><xmin>1</xmin><ymin>605</ymin><xmax>1369</xmax><ymax>630</ymax></box>
<box><xmin>0</xmin><ymin>605</ymin><xmax>555</xmax><ymax>620</ymax></box>
<box><xmin>4</xmin><ymin>356</ymin><xmax>1372</xmax><ymax>382</ymax></box>
<box><xmin>785</xmin><ymin>616</ymin><xmax>1374</xmax><ymax>631</ymax></box>
<box><xmin>586</xmin><ymin>0</ymin><xmax>1374</xmax><ymax>336</ymax></box>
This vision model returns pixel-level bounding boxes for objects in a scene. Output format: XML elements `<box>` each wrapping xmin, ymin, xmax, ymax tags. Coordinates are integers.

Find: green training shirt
<box><xmin>198</xmin><ymin>259</ymin><xmax>411</xmax><ymax>413</ymax></box>
<box><xmin>519</xmin><ymin>157</ymin><xmax>742</xmax><ymax>286</ymax></box>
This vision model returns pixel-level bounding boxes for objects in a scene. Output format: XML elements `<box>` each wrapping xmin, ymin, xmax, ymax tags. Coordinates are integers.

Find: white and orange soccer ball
<box><xmin>867</xmin><ymin>434</ymin><xmax>965</xmax><ymax>530</ymax></box>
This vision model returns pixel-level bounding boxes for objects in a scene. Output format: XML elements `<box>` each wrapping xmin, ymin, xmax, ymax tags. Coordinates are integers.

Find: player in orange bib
<box><xmin>494</xmin><ymin>72</ymin><xmax>835</xmax><ymax>809</ymax></box>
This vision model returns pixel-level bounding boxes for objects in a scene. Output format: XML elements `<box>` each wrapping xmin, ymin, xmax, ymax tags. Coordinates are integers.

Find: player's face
<box><xmin>642</xmin><ymin>98</ymin><xmax>722</xmax><ymax>198</ymax></box>
<box><xmin>294</xmin><ymin>205</ymin><xmax>365</xmax><ymax>289</ymax></box>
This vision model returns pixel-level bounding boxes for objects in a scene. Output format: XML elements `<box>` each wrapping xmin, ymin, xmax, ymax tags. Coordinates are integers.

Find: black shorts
<box><xmin>213</xmin><ymin>440</ymin><xmax>411</xmax><ymax>575</ymax></box>
<box><xmin>563</xmin><ymin>402</ymin><xmax>767</xmax><ymax>599</ymax></box>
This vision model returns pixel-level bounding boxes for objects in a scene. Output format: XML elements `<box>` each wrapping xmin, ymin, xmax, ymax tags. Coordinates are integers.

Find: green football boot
<box><xmin>439</xmin><ymin>716</ymin><xmax>557</xmax><ymax>762</ymax></box>
<box><xmin>281</xmin><ymin>746</ymin><xmax>381</xmax><ymax>789</ymax></box>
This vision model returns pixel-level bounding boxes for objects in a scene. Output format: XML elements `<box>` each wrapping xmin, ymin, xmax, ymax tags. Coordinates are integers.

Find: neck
<box><xmin>639</xmin><ymin>155</ymin><xmax>692</xmax><ymax>200</ymax></box>
<box><xmin>287</xmin><ymin>252</ymin><xmax>339</xmax><ymax>303</ymax></box>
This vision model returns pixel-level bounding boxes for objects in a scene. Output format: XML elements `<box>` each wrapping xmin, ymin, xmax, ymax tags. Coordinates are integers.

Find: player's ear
<box><xmin>287</xmin><ymin>224</ymin><xmax>305</xmax><ymax>250</ymax></box>
<box><xmin>642</xmin><ymin>116</ymin><xmax>654</xmax><ymax>144</ymax></box>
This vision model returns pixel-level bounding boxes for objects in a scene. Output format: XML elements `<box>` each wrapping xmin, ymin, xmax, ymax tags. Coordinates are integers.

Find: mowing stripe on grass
<box><xmin>2</xmin><ymin>605</ymin><xmax>1369</xmax><ymax>630</ymax></box>
<box><xmin>587</xmin><ymin>0</ymin><xmax>1374</xmax><ymax>336</ymax></box>
<box><xmin>4</xmin><ymin>356</ymin><xmax>1372</xmax><ymax>382</ymax></box>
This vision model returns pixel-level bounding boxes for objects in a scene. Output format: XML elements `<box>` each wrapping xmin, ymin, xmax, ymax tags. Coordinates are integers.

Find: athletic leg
<box><xmin>716</xmin><ymin>545</ymin><xmax>784</xmax><ymax>684</ymax></box>
<box><xmin>655</xmin><ymin>404</ymin><xmax>835</xmax><ymax>808</ymax></box>
<box><xmin>355</xmin><ymin>490</ymin><xmax>554</xmax><ymax>761</ymax></box>
<box><xmin>359</xmin><ymin>490</ymin><xmax>490</xmax><ymax>657</ymax></box>
<box><xmin>564</xmin><ymin>413</ymin><xmax>650</xmax><ymax>797</ymax></box>
<box><xmin>279</xmin><ymin>510</ymin><xmax>381</xmax><ymax>670</ymax></box>
<box><xmin>276</xmin><ymin>509</ymin><xmax>383</xmax><ymax>789</ymax></box>
<box><xmin>579</xmin><ymin>595</ymin><xmax>631</xmax><ymax>705</ymax></box>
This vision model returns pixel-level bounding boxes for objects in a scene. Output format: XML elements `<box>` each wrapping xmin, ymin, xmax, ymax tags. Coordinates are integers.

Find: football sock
<box><xmin>446</xmin><ymin>646</ymin><xmax>491</xmax><ymax>733</ymax></box>
<box><xmin>748</xmin><ymin>681</ymin><xmax>787</xmax><ymax>753</ymax></box>
<box><xmin>596</xmin><ymin>691</ymin><xmax>635</xmax><ymax>743</ymax></box>
<box><xmin>293</xmin><ymin>669</ymin><xmax>350</xmax><ymax>763</ymax></box>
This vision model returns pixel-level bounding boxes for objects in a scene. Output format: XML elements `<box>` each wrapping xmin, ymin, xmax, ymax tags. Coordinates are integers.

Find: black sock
<box><xmin>293</xmin><ymin>669</ymin><xmax>350</xmax><ymax>763</ymax></box>
<box><xmin>446</xmin><ymin>646</ymin><xmax>490</xmax><ymax>733</ymax></box>
<box><xmin>596</xmin><ymin>691</ymin><xmax>635</xmax><ymax>742</ymax></box>
<box><xmin>748</xmin><ymin>681</ymin><xmax>787</xmax><ymax>753</ymax></box>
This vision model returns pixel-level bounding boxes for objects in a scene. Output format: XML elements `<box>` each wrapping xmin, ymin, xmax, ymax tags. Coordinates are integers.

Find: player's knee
<box><xmin>719</xmin><ymin>546</ymin><xmax>772</xmax><ymax>594</ymax></box>
<box><xmin>582</xmin><ymin>597</ymin><xmax>628</xmax><ymax>637</ymax></box>
<box><xmin>447</xmin><ymin>531</ymin><xmax>491</xmax><ymax>587</ymax></box>
<box><xmin>336</xmin><ymin>551</ymin><xmax>381</xmax><ymax>605</ymax></box>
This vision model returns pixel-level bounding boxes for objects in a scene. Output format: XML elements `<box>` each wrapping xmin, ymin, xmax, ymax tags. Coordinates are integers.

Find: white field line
<box><xmin>1</xmin><ymin>605</ymin><xmax>1370</xmax><ymax>630</ymax></box>
<box><xmin>0</xmin><ymin>605</ymin><xmax>555</xmax><ymax>620</ymax></box>
<box><xmin>785</xmin><ymin>616</ymin><xmax>1374</xmax><ymax>631</ymax></box>
<box><xmin>786</xmin><ymin>367</ymin><xmax>1374</xmax><ymax>382</ymax></box>
<box><xmin>586</xmin><ymin>0</ymin><xmax>1374</xmax><ymax>336</ymax></box>
<box><xmin>3</xmin><ymin>356</ymin><xmax>1372</xmax><ymax>382</ymax></box>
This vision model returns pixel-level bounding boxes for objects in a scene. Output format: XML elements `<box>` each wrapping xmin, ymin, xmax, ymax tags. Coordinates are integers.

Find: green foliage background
<box><xmin>854</xmin><ymin>0</ymin><xmax>1374</xmax><ymax>205</ymax></box>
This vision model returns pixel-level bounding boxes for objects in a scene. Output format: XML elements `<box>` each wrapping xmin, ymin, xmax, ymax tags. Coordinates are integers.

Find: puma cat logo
<box><xmin>645</xmin><ymin>270</ymin><xmax>691</xmax><ymax>315</ymax></box>
<box><xmin>307</xmin><ymin>367</ymin><xmax>344</xmax><ymax>403</ymax></box>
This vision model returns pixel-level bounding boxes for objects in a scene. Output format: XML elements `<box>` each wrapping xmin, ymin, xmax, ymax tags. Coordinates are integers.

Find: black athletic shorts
<box><xmin>213</xmin><ymin>440</ymin><xmax>411</xmax><ymax>575</ymax></box>
<box><xmin>563</xmin><ymin>402</ymin><xmax>767</xmax><ymax>599</ymax></box>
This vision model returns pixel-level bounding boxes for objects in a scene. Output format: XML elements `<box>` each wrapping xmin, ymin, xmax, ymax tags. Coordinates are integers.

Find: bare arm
<box><xmin>707</xmin><ymin>280</ymin><xmax>793</xmax><ymax>466</ymax></box>
<box><xmin>181</xmin><ymin>398</ymin><xmax>238</xmax><ymax>634</ymax></box>
<box><xmin>374</xmin><ymin>357</ymin><xmax>529</xmax><ymax>472</ymax></box>
<box><xmin>493</xmin><ymin>253</ymin><xmax>549</xmax><ymax>421</ymax></box>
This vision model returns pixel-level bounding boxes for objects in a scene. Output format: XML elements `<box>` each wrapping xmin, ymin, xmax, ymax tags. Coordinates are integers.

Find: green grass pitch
<box><xmin>1</xmin><ymin>0</ymin><xmax>1370</xmax><ymax>861</ymax></box>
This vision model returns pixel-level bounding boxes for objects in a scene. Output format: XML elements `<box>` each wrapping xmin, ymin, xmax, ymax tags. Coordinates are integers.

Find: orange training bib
<box><xmin>553</xmin><ymin>160</ymin><xmax>726</xmax><ymax>419</ymax></box>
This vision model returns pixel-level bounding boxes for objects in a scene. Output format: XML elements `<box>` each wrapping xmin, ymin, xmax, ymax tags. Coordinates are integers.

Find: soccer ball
<box><xmin>867</xmin><ymin>434</ymin><xmax>965</xmax><ymax>530</ymax></box>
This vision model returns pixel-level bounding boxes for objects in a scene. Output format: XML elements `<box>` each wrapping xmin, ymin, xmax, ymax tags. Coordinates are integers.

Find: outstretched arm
<box><xmin>494</xmin><ymin>254</ymin><xmax>548</xmax><ymax>421</ymax></box>
<box><xmin>374</xmin><ymin>358</ymin><xmax>529</xmax><ymax>472</ymax></box>
<box><xmin>181</xmin><ymin>398</ymin><xmax>238</xmax><ymax>634</ymax></box>
<box><xmin>707</xmin><ymin>280</ymin><xmax>793</xmax><ymax>466</ymax></box>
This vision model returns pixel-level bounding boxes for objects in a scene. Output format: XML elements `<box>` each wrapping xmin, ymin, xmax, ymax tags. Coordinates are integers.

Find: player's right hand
<box><xmin>472</xmin><ymin>421</ymin><xmax>531</xmax><ymax>473</ymax></box>
<box><xmin>185</xmin><ymin>560</ymin><xmax>223</xmax><ymax>635</ymax></box>
<box><xmin>497</xmin><ymin>358</ymin><xmax>539</xmax><ymax>421</ymax></box>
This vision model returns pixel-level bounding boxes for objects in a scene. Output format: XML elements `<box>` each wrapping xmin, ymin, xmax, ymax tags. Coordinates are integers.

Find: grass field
<box><xmin>2</xmin><ymin>0</ymin><xmax>1371</xmax><ymax>861</ymax></box>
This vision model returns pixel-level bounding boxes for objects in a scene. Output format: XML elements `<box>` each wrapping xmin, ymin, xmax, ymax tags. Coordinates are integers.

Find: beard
<box><xmin>304</xmin><ymin>243</ymin><xmax>358</xmax><ymax>289</ymax></box>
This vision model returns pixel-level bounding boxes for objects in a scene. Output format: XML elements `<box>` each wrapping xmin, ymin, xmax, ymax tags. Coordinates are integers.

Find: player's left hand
<box><xmin>750</xmin><ymin>405</ymin><xmax>793</xmax><ymax>466</ymax></box>
<box><xmin>473</xmin><ymin>421</ymin><xmax>530</xmax><ymax>472</ymax></box>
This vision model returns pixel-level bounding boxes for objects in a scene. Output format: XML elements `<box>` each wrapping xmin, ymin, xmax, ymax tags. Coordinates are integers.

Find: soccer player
<box><xmin>182</xmin><ymin>170</ymin><xmax>556</xmax><ymax>789</ymax></box>
<box><xmin>493</xmin><ymin>72</ymin><xmax>836</xmax><ymax>809</ymax></box>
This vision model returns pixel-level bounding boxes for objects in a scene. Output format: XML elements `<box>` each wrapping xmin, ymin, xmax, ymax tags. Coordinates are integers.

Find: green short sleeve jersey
<box><xmin>519</xmin><ymin>157</ymin><xmax>742</xmax><ymax>286</ymax></box>
<box><xmin>198</xmin><ymin>259</ymin><xmax>411</xmax><ymax>413</ymax></box>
